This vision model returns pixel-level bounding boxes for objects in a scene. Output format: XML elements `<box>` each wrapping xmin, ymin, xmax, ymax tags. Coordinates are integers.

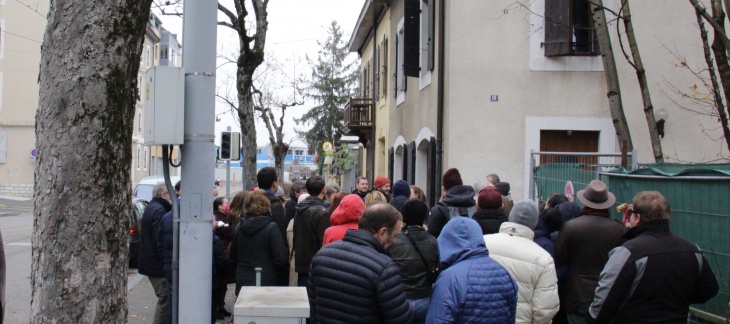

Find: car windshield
<box><xmin>134</xmin><ymin>185</ymin><xmax>154</xmax><ymax>201</ymax></box>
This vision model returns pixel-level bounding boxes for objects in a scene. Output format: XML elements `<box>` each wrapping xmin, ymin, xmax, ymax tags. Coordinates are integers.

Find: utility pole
<box><xmin>178</xmin><ymin>0</ymin><xmax>217</xmax><ymax>321</ymax></box>
<box><xmin>226</xmin><ymin>126</ymin><xmax>231</xmax><ymax>199</ymax></box>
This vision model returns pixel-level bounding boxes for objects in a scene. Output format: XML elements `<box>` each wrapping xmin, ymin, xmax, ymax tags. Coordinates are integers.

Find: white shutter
<box><xmin>0</xmin><ymin>132</ymin><xmax>7</xmax><ymax>163</ymax></box>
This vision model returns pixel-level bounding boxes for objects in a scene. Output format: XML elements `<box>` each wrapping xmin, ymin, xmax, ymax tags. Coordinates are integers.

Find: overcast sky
<box><xmin>155</xmin><ymin>1</ymin><xmax>364</xmax><ymax>149</ymax></box>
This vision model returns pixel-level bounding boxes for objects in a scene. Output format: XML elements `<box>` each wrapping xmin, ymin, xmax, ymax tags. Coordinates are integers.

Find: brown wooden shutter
<box><xmin>375</xmin><ymin>45</ymin><xmax>380</xmax><ymax>101</ymax></box>
<box><xmin>409</xmin><ymin>141</ymin><xmax>416</xmax><ymax>184</ymax></box>
<box><xmin>404</xmin><ymin>0</ymin><xmax>421</xmax><ymax>77</ymax></box>
<box><xmin>544</xmin><ymin>0</ymin><xmax>571</xmax><ymax>56</ymax></box>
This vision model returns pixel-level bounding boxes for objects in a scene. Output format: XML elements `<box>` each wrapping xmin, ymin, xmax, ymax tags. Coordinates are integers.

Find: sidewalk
<box><xmin>127</xmin><ymin>273</ymin><xmax>238</xmax><ymax>323</ymax></box>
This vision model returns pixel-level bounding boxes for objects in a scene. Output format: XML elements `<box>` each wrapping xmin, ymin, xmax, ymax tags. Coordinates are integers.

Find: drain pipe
<box><xmin>435</xmin><ymin>0</ymin><xmax>446</xmax><ymax>197</ymax></box>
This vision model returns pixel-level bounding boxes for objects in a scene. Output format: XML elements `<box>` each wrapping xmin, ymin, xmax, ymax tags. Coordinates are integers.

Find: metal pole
<box><xmin>226</xmin><ymin>126</ymin><xmax>231</xmax><ymax>199</ymax></box>
<box><xmin>255</xmin><ymin>267</ymin><xmax>262</xmax><ymax>287</ymax></box>
<box><xmin>179</xmin><ymin>0</ymin><xmax>216</xmax><ymax>321</ymax></box>
<box><xmin>529</xmin><ymin>150</ymin><xmax>536</xmax><ymax>201</ymax></box>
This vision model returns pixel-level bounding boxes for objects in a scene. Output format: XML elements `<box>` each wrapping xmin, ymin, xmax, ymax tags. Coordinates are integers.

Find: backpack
<box><xmin>438</xmin><ymin>204</ymin><xmax>477</xmax><ymax>221</ymax></box>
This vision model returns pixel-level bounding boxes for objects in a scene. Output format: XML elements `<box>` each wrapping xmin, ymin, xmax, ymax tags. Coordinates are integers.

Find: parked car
<box><xmin>133</xmin><ymin>175</ymin><xmax>180</xmax><ymax>201</ymax></box>
<box><xmin>0</xmin><ymin>229</ymin><xmax>5</xmax><ymax>323</ymax></box>
<box><xmin>129</xmin><ymin>198</ymin><xmax>148</xmax><ymax>268</ymax></box>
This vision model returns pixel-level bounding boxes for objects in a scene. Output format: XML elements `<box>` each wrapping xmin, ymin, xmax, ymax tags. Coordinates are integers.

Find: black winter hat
<box><xmin>401</xmin><ymin>199</ymin><xmax>429</xmax><ymax>226</ymax></box>
<box><xmin>494</xmin><ymin>182</ymin><xmax>510</xmax><ymax>196</ymax></box>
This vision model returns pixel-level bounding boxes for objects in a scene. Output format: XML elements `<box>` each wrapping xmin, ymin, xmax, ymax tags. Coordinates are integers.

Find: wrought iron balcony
<box><xmin>344</xmin><ymin>97</ymin><xmax>374</xmax><ymax>145</ymax></box>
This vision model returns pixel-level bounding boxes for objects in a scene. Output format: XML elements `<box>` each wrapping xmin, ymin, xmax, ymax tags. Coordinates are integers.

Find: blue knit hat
<box><xmin>392</xmin><ymin>180</ymin><xmax>410</xmax><ymax>199</ymax></box>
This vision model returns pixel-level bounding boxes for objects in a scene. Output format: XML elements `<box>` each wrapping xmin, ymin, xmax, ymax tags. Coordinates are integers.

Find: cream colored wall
<box><xmin>0</xmin><ymin>0</ymin><xmax>47</xmax><ymax>196</ymax></box>
<box><xmin>374</xmin><ymin>9</ymin><xmax>391</xmax><ymax>178</ymax></box>
<box><xmin>387</xmin><ymin>0</ymin><xmax>439</xmax><ymax>183</ymax></box>
<box><xmin>443</xmin><ymin>0</ymin><xmax>721</xmax><ymax>200</ymax></box>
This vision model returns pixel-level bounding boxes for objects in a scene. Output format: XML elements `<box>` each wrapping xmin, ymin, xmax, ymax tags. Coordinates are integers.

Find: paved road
<box><xmin>1</xmin><ymin>198</ymin><xmax>237</xmax><ymax>323</ymax></box>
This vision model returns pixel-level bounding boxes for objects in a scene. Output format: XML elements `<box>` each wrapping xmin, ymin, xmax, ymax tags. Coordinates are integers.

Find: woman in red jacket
<box><xmin>322</xmin><ymin>194</ymin><xmax>365</xmax><ymax>246</ymax></box>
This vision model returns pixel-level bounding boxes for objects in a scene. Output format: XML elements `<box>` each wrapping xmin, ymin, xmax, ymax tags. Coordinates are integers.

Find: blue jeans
<box><xmin>407</xmin><ymin>297</ymin><xmax>430</xmax><ymax>324</ymax></box>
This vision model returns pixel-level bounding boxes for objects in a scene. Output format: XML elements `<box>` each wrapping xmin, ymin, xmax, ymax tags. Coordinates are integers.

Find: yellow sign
<box><xmin>322</xmin><ymin>141</ymin><xmax>333</xmax><ymax>152</ymax></box>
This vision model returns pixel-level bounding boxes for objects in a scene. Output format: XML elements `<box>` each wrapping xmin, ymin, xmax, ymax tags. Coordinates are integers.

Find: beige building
<box><xmin>349</xmin><ymin>0</ymin><xmax>724</xmax><ymax>205</ymax></box>
<box><xmin>0</xmin><ymin>0</ymin><xmax>48</xmax><ymax>197</ymax></box>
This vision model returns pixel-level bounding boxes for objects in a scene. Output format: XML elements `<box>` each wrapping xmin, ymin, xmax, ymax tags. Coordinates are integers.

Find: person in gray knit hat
<box><xmin>483</xmin><ymin>199</ymin><xmax>559</xmax><ymax>322</ymax></box>
<box><xmin>508</xmin><ymin>199</ymin><xmax>539</xmax><ymax>229</ymax></box>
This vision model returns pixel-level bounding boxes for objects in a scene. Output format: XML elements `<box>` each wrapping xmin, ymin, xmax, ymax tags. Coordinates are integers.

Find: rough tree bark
<box><xmin>619</xmin><ymin>0</ymin><xmax>664</xmax><ymax>162</ymax></box>
<box><xmin>591</xmin><ymin>0</ymin><xmax>634</xmax><ymax>159</ymax></box>
<box><xmin>708</xmin><ymin>0</ymin><xmax>730</xmax><ymax>151</ymax></box>
<box><xmin>696</xmin><ymin>7</ymin><xmax>730</xmax><ymax>153</ymax></box>
<box><xmin>32</xmin><ymin>0</ymin><xmax>152</xmax><ymax>322</ymax></box>
<box><xmin>218</xmin><ymin>0</ymin><xmax>268</xmax><ymax>189</ymax></box>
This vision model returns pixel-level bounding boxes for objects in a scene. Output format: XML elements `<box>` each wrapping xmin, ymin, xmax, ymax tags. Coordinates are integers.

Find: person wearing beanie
<box><xmin>472</xmin><ymin>187</ymin><xmax>508</xmax><ymax>235</ymax></box>
<box><xmin>373</xmin><ymin>175</ymin><xmax>392</xmax><ymax>202</ymax></box>
<box><xmin>483</xmin><ymin>199</ymin><xmax>559</xmax><ymax>323</ymax></box>
<box><xmin>322</xmin><ymin>194</ymin><xmax>365</xmax><ymax>246</ymax></box>
<box><xmin>494</xmin><ymin>182</ymin><xmax>514</xmax><ymax>217</ymax></box>
<box><xmin>389</xmin><ymin>180</ymin><xmax>411</xmax><ymax>212</ymax></box>
<box><xmin>388</xmin><ymin>199</ymin><xmax>439</xmax><ymax>323</ymax></box>
<box><xmin>427</xmin><ymin>168</ymin><xmax>476</xmax><ymax>238</ymax></box>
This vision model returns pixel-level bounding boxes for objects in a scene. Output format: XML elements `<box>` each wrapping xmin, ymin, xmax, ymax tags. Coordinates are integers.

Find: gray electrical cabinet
<box><xmin>143</xmin><ymin>66</ymin><xmax>185</xmax><ymax>145</ymax></box>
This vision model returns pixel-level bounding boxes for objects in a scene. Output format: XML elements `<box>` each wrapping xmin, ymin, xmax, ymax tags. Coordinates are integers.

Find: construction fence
<box><xmin>530</xmin><ymin>154</ymin><xmax>730</xmax><ymax>322</ymax></box>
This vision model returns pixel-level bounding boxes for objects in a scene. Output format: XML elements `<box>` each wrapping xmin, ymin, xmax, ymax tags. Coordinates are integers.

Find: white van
<box><xmin>133</xmin><ymin>175</ymin><xmax>181</xmax><ymax>201</ymax></box>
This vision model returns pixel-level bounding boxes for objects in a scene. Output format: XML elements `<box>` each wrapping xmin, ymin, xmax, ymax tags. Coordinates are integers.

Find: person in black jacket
<box><xmin>138</xmin><ymin>182</ymin><xmax>172</xmax><ymax>324</ymax></box>
<box><xmin>293</xmin><ymin>176</ymin><xmax>330</xmax><ymax>286</ymax></box>
<box><xmin>351</xmin><ymin>176</ymin><xmax>369</xmax><ymax>201</ymax></box>
<box><xmin>427</xmin><ymin>168</ymin><xmax>477</xmax><ymax>237</ymax></box>
<box><xmin>309</xmin><ymin>203</ymin><xmax>413</xmax><ymax>323</ymax></box>
<box><xmin>590</xmin><ymin>191</ymin><xmax>719</xmax><ymax>323</ymax></box>
<box><xmin>389</xmin><ymin>199</ymin><xmax>438</xmax><ymax>324</ymax></box>
<box><xmin>472</xmin><ymin>186</ymin><xmax>507</xmax><ymax>235</ymax></box>
<box><xmin>229</xmin><ymin>189</ymin><xmax>289</xmax><ymax>294</ymax></box>
<box><xmin>285</xmin><ymin>181</ymin><xmax>306</xmax><ymax>224</ymax></box>
<box><xmin>257</xmin><ymin>167</ymin><xmax>287</xmax><ymax>245</ymax></box>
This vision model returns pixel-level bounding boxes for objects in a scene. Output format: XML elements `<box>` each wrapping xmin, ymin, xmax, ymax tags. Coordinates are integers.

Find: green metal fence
<box><xmin>603</xmin><ymin>165</ymin><xmax>730</xmax><ymax>323</ymax></box>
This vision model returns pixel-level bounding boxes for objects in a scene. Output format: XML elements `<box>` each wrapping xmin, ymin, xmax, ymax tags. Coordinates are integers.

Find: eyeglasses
<box><xmin>628</xmin><ymin>208</ymin><xmax>639</xmax><ymax>217</ymax></box>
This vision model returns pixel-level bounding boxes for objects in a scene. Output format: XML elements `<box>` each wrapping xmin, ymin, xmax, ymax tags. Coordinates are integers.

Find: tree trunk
<box><xmin>591</xmin><ymin>0</ymin><xmax>634</xmax><ymax>159</ymax></box>
<box><xmin>620</xmin><ymin>0</ymin><xmax>664</xmax><ymax>162</ymax></box>
<box><xmin>696</xmin><ymin>5</ymin><xmax>730</xmax><ymax>154</ymax></box>
<box><xmin>32</xmin><ymin>0</ymin><xmax>151</xmax><ymax>322</ymax></box>
<box><xmin>708</xmin><ymin>0</ymin><xmax>730</xmax><ymax>152</ymax></box>
<box><xmin>273</xmin><ymin>143</ymin><xmax>288</xmax><ymax>182</ymax></box>
<box><xmin>237</xmin><ymin>81</ymin><xmax>257</xmax><ymax>189</ymax></box>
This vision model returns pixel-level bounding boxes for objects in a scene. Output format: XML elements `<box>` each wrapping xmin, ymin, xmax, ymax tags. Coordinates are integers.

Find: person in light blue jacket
<box><xmin>426</xmin><ymin>217</ymin><xmax>518</xmax><ymax>323</ymax></box>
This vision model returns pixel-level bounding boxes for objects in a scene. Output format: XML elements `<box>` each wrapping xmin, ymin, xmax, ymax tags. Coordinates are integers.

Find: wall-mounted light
<box><xmin>655</xmin><ymin>108</ymin><xmax>669</xmax><ymax>139</ymax></box>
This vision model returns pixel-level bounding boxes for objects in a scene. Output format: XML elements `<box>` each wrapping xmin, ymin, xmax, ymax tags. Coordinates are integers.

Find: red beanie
<box><xmin>374</xmin><ymin>176</ymin><xmax>390</xmax><ymax>189</ymax></box>
<box><xmin>478</xmin><ymin>187</ymin><xmax>503</xmax><ymax>210</ymax></box>
<box><xmin>442</xmin><ymin>168</ymin><xmax>463</xmax><ymax>191</ymax></box>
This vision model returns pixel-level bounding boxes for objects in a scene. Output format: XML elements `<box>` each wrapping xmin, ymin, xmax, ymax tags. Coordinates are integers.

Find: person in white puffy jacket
<box><xmin>483</xmin><ymin>199</ymin><xmax>559</xmax><ymax>323</ymax></box>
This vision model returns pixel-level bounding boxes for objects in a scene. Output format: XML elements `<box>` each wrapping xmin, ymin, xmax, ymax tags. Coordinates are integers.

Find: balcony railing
<box><xmin>344</xmin><ymin>98</ymin><xmax>373</xmax><ymax>131</ymax></box>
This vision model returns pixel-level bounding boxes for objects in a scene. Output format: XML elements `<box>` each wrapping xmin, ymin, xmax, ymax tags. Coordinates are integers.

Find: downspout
<box><xmin>370</xmin><ymin>4</ymin><xmax>377</xmax><ymax>181</ymax></box>
<box><xmin>435</xmin><ymin>0</ymin><xmax>445</xmax><ymax>196</ymax></box>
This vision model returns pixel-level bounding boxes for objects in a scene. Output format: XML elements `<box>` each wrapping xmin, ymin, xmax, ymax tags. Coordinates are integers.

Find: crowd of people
<box><xmin>136</xmin><ymin>166</ymin><xmax>720</xmax><ymax>324</ymax></box>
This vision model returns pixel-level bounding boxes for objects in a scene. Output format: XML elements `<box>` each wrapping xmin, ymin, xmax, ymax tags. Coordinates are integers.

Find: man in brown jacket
<box><xmin>555</xmin><ymin>180</ymin><xmax>625</xmax><ymax>324</ymax></box>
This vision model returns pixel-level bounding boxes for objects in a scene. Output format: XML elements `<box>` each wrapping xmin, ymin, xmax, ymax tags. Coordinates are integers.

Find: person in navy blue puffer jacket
<box><xmin>426</xmin><ymin>217</ymin><xmax>518</xmax><ymax>323</ymax></box>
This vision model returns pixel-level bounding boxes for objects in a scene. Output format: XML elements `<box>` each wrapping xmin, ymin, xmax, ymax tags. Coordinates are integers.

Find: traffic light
<box><xmin>220</xmin><ymin>131</ymin><xmax>231</xmax><ymax>160</ymax></box>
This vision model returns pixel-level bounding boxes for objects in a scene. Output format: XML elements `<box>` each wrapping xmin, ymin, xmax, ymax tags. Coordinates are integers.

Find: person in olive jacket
<box><xmin>309</xmin><ymin>203</ymin><xmax>413</xmax><ymax>323</ymax></box>
<box><xmin>389</xmin><ymin>199</ymin><xmax>439</xmax><ymax>324</ymax></box>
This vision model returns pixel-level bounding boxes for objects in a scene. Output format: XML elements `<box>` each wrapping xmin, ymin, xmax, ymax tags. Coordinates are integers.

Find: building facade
<box><xmin>348</xmin><ymin>0</ymin><xmax>723</xmax><ymax>204</ymax></box>
<box><xmin>0</xmin><ymin>0</ymin><xmax>48</xmax><ymax>197</ymax></box>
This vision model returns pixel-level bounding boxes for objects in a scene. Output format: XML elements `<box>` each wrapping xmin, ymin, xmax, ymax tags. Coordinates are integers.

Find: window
<box><xmin>381</xmin><ymin>37</ymin><xmax>388</xmax><ymax>98</ymax></box>
<box><xmin>0</xmin><ymin>131</ymin><xmax>6</xmax><ymax>164</ymax></box>
<box><xmin>144</xmin><ymin>147</ymin><xmax>149</xmax><ymax>170</ymax></box>
<box><xmin>137</xmin><ymin>109</ymin><xmax>142</xmax><ymax>133</ymax></box>
<box><xmin>287</xmin><ymin>149</ymin><xmax>293</xmax><ymax>155</ymax></box>
<box><xmin>0</xmin><ymin>20</ymin><xmax>5</xmax><ymax>59</ymax></box>
<box><xmin>419</xmin><ymin>0</ymin><xmax>434</xmax><ymax>89</ymax></box>
<box><xmin>136</xmin><ymin>145</ymin><xmax>141</xmax><ymax>170</ymax></box>
<box><xmin>544</xmin><ymin>0</ymin><xmax>599</xmax><ymax>56</ymax></box>
<box><xmin>365</xmin><ymin>62</ymin><xmax>370</xmax><ymax>98</ymax></box>
<box><xmin>138</xmin><ymin>74</ymin><xmax>143</xmax><ymax>102</ymax></box>
<box><xmin>0</xmin><ymin>73</ymin><xmax>3</xmax><ymax>112</ymax></box>
<box><xmin>161</xmin><ymin>46</ymin><xmax>168</xmax><ymax>60</ymax></box>
<box><xmin>395</xmin><ymin>19</ymin><xmax>406</xmax><ymax>105</ymax></box>
<box><xmin>257</xmin><ymin>148</ymin><xmax>262</xmax><ymax>155</ymax></box>
<box><xmin>171</xmin><ymin>49</ymin><xmax>177</xmax><ymax>66</ymax></box>
<box><xmin>295</xmin><ymin>149</ymin><xmax>304</xmax><ymax>156</ymax></box>
<box><xmin>145</xmin><ymin>44</ymin><xmax>151</xmax><ymax>67</ymax></box>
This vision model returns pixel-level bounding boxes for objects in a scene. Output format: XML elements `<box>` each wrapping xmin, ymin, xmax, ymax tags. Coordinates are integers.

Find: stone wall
<box><xmin>0</xmin><ymin>183</ymin><xmax>34</xmax><ymax>197</ymax></box>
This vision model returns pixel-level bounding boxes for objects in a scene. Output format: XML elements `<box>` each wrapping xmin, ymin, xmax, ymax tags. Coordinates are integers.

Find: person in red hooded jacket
<box><xmin>322</xmin><ymin>194</ymin><xmax>365</xmax><ymax>246</ymax></box>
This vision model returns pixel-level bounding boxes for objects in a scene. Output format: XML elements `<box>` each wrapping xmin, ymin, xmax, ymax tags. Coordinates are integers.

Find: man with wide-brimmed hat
<box><xmin>555</xmin><ymin>180</ymin><xmax>625</xmax><ymax>324</ymax></box>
